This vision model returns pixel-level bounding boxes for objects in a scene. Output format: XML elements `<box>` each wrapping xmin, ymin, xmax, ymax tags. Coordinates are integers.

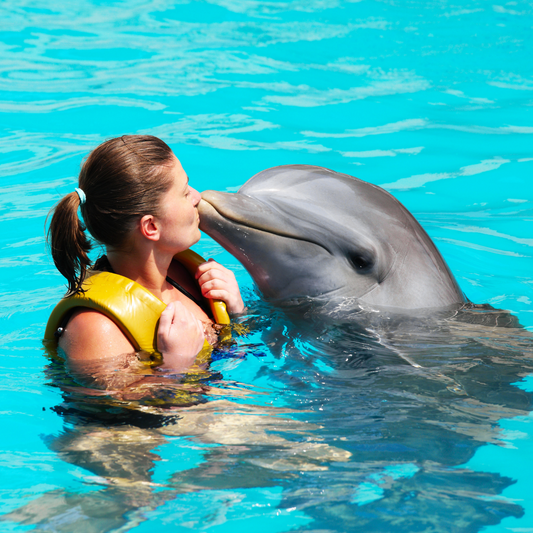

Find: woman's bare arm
<box><xmin>59</xmin><ymin>308</ymin><xmax>135</xmax><ymax>362</ymax></box>
<box><xmin>58</xmin><ymin>309</ymin><xmax>144</xmax><ymax>389</ymax></box>
<box><xmin>59</xmin><ymin>304</ymin><xmax>205</xmax><ymax>387</ymax></box>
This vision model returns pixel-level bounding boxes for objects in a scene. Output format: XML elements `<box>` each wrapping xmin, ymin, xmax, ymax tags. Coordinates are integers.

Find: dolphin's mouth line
<box><xmin>201</xmin><ymin>199</ymin><xmax>334</xmax><ymax>256</ymax></box>
<box><xmin>318</xmin><ymin>280</ymin><xmax>381</xmax><ymax>301</ymax></box>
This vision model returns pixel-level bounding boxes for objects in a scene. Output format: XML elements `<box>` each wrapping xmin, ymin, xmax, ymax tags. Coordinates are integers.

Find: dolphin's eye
<box><xmin>348</xmin><ymin>251</ymin><xmax>374</xmax><ymax>273</ymax></box>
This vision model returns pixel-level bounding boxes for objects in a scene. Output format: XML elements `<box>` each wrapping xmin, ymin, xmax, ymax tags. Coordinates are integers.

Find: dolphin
<box><xmin>199</xmin><ymin>165</ymin><xmax>466</xmax><ymax>310</ymax></box>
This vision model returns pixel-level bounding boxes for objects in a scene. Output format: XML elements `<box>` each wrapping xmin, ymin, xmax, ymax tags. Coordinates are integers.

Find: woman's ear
<box><xmin>139</xmin><ymin>214</ymin><xmax>160</xmax><ymax>241</ymax></box>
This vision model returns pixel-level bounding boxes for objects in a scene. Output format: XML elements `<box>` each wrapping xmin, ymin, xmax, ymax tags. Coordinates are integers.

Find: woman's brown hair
<box><xmin>47</xmin><ymin>135</ymin><xmax>175</xmax><ymax>295</ymax></box>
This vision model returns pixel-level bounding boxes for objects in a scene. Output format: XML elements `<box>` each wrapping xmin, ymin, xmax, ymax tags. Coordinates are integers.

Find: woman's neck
<box><xmin>106</xmin><ymin>247</ymin><xmax>174</xmax><ymax>301</ymax></box>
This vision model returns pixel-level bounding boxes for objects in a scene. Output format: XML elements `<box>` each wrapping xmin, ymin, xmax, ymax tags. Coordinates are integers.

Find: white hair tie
<box><xmin>75</xmin><ymin>187</ymin><xmax>86</xmax><ymax>205</ymax></box>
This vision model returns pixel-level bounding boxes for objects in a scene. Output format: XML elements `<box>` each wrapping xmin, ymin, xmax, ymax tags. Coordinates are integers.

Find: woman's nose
<box><xmin>190</xmin><ymin>187</ymin><xmax>201</xmax><ymax>206</ymax></box>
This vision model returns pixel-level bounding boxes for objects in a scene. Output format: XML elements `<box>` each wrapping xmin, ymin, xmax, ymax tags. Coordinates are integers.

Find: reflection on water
<box><xmin>4</xmin><ymin>301</ymin><xmax>532</xmax><ymax>531</ymax></box>
<box><xmin>1</xmin><ymin>0</ymin><xmax>532</xmax><ymax>530</ymax></box>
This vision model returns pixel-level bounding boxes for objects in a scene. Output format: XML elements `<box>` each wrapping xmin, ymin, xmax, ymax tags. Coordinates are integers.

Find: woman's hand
<box><xmin>157</xmin><ymin>301</ymin><xmax>205</xmax><ymax>371</ymax></box>
<box><xmin>195</xmin><ymin>259</ymin><xmax>245</xmax><ymax>315</ymax></box>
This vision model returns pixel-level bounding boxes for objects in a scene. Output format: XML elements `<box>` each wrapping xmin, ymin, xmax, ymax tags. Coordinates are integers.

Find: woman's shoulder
<box><xmin>58</xmin><ymin>308</ymin><xmax>134</xmax><ymax>361</ymax></box>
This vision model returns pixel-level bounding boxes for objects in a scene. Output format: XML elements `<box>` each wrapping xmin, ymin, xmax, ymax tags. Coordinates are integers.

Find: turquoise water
<box><xmin>1</xmin><ymin>0</ymin><xmax>532</xmax><ymax>531</ymax></box>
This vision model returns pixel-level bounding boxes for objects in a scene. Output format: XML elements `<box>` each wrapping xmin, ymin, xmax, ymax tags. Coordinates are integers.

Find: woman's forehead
<box><xmin>170</xmin><ymin>156</ymin><xmax>188</xmax><ymax>185</ymax></box>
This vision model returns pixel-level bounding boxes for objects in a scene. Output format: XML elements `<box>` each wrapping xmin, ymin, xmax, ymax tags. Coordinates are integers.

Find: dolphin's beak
<box><xmin>199</xmin><ymin>190</ymin><xmax>285</xmax><ymax>234</ymax></box>
<box><xmin>199</xmin><ymin>190</ymin><xmax>334</xmax><ymax>253</ymax></box>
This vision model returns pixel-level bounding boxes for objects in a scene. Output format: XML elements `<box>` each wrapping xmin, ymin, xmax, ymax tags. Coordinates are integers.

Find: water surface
<box><xmin>1</xmin><ymin>1</ymin><xmax>532</xmax><ymax>531</ymax></box>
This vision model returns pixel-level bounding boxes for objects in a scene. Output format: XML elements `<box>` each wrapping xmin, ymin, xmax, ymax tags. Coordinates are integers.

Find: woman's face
<box><xmin>156</xmin><ymin>156</ymin><xmax>202</xmax><ymax>254</ymax></box>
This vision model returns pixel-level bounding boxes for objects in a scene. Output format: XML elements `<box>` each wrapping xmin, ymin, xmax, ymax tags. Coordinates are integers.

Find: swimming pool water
<box><xmin>1</xmin><ymin>1</ymin><xmax>532</xmax><ymax>531</ymax></box>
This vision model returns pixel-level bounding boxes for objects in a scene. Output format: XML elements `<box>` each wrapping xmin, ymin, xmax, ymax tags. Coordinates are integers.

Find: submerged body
<box><xmin>199</xmin><ymin>165</ymin><xmax>465</xmax><ymax>311</ymax></box>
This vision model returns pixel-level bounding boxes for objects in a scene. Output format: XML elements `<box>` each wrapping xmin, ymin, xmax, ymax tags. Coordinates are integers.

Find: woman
<box><xmin>47</xmin><ymin>135</ymin><xmax>244</xmax><ymax>379</ymax></box>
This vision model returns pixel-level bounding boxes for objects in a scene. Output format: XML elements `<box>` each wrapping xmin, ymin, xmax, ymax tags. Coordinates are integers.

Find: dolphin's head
<box><xmin>199</xmin><ymin>165</ymin><xmax>465</xmax><ymax>310</ymax></box>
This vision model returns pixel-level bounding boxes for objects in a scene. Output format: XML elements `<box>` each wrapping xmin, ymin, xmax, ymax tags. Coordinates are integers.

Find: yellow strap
<box><xmin>44</xmin><ymin>249</ymin><xmax>230</xmax><ymax>354</ymax></box>
<box><xmin>44</xmin><ymin>271</ymin><xmax>164</xmax><ymax>353</ymax></box>
<box><xmin>174</xmin><ymin>249</ymin><xmax>230</xmax><ymax>325</ymax></box>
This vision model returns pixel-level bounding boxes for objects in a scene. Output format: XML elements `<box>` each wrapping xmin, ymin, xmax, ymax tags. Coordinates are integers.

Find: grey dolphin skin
<box><xmin>199</xmin><ymin>165</ymin><xmax>466</xmax><ymax>310</ymax></box>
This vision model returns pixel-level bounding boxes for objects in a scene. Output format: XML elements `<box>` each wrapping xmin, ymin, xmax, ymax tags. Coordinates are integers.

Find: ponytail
<box><xmin>47</xmin><ymin>191</ymin><xmax>92</xmax><ymax>295</ymax></box>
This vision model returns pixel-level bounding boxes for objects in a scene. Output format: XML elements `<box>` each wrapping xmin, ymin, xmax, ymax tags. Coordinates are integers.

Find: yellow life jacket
<box><xmin>44</xmin><ymin>249</ymin><xmax>230</xmax><ymax>355</ymax></box>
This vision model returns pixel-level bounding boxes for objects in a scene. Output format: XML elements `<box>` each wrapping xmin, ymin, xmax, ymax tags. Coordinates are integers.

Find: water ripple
<box><xmin>205</xmin><ymin>0</ymin><xmax>361</xmax><ymax>16</ymax></box>
<box><xmin>0</xmin><ymin>132</ymin><xmax>101</xmax><ymax>177</ymax></box>
<box><xmin>303</xmin><ymin>119</ymin><xmax>533</xmax><ymax>139</ymax></box>
<box><xmin>342</xmin><ymin>147</ymin><xmax>424</xmax><ymax>158</ymax></box>
<box><xmin>145</xmin><ymin>114</ymin><xmax>330</xmax><ymax>152</ymax></box>
<box><xmin>381</xmin><ymin>158</ymin><xmax>510</xmax><ymax>190</ymax></box>
<box><xmin>441</xmin><ymin>226</ymin><xmax>533</xmax><ymax>249</ymax></box>
<box><xmin>262</xmin><ymin>77</ymin><xmax>430</xmax><ymax>107</ymax></box>
<box><xmin>438</xmin><ymin>238</ymin><xmax>529</xmax><ymax>258</ymax></box>
<box><xmin>0</xmin><ymin>286</ymin><xmax>63</xmax><ymax>319</ymax></box>
<box><xmin>0</xmin><ymin>178</ymin><xmax>76</xmax><ymax>221</ymax></box>
<box><xmin>0</xmin><ymin>97</ymin><xmax>166</xmax><ymax>113</ymax></box>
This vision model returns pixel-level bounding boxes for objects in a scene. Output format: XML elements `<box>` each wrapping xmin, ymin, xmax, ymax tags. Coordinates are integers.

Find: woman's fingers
<box><xmin>157</xmin><ymin>301</ymin><xmax>205</xmax><ymax>371</ymax></box>
<box><xmin>157</xmin><ymin>301</ymin><xmax>174</xmax><ymax>339</ymax></box>
<box><xmin>195</xmin><ymin>260</ymin><xmax>228</xmax><ymax>283</ymax></box>
<box><xmin>195</xmin><ymin>260</ymin><xmax>244</xmax><ymax>314</ymax></box>
<box><xmin>200</xmin><ymin>288</ymin><xmax>229</xmax><ymax>301</ymax></box>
